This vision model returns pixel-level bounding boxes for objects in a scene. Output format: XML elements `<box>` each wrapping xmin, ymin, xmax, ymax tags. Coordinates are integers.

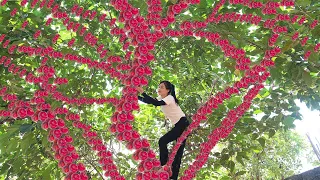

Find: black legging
<box><xmin>158</xmin><ymin>117</ymin><xmax>190</xmax><ymax>180</ymax></box>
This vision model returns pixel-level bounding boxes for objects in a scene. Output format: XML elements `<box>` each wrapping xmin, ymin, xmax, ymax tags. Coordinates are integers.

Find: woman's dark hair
<box><xmin>160</xmin><ymin>80</ymin><xmax>179</xmax><ymax>104</ymax></box>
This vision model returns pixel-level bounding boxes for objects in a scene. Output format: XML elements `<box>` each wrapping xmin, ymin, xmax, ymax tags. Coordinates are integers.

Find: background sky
<box><xmin>294</xmin><ymin>100</ymin><xmax>320</xmax><ymax>172</ymax></box>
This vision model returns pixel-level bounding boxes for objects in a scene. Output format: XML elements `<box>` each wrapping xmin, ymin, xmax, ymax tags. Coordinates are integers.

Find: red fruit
<box><xmin>109</xmin><ymin>170</ymin><xmax>119</xmax><ymax>177</ymax></box>
<box><xmin>78</xmin><ymin>163</ymin><xmax>86</xmax><ymax>171</ymax></box>
<box><xmin>139</xmin><ymin>150</ymin><xmax>148</xmax><ymax>161</ymax></box>
<box><xmin>109</xmin><ymin>124</ymin><xmax>117</xmax><ymax>133</ymax></box>
<box><xmin>151</xmin><ymin>170</ymin><xmax>159</xmax><ymax>179</ymax></box>
<box><xmin>57</xmin><ymin>118</ymin><xmax>65</xmax><ymax>127</ymax></box>
<box><xmin>53</xmin><ymin>129</ymin><xmax>62</xmax><ymax>138</ymax></box>
<box><xmin>26</xmin><ymin>108</ymin><xmax>34</xmax><ymax>116</ymax></box>
<box><xmin>65</xmin><ymin>135</ymin><xmax>73</xmax><ymax>143</ymax></box>
<box><xmin>38</xmin><ymin>111</ymin><xmax>48</xmax><ymax>121</ymax></box>
<box><xmin>138</xmin><ymin>164</ymin><xmax>144</xmax><ymax>172</ymax></box>
<box><xmin>124</xmin><ymin>122</ymin><xmax>132</xmax><ymax>131</ymax></box>
<box><xmin>144</xmin><ymin>160</ymin><xmax>154</xmax><ymax>170</ymax></box>
<box><xmin>172</xmin><ymin>4</ymin><xmax>182</xmax><ymax>14</ymax></box>
<box><xmin>116</xmin><ymin>133</ymin><xmax>124</xmax><ymax>141</ymax></box>
<box><xmin>129</xmin><ymin>102</ymin><xmax>139</xmax><ymax>111</ymax></box>
<box><xmin>69</xmin><ymin>163</ymin><xmax>78</xmax><ymax>173</ymax></box>
<box><xmin>126</xmin><ymin>140</ymin><xmax>134</xmax><ymax>150</ymax></box>
<box><xmin>159</xmin><ymin>171</ymin><xmax>169</xmax><ymax>180</ymax></box>
<box><xmin>144</xmin><ymin>66</ymin><xmax>152</xmax><ymax>75</ymax></box>
<box><xmin>140</xmin><ymin>76</ymin><xmax>148</xmax><ymax>86</ymax></box>
<box><xmin>152</xmin><ymin>159</ymin><xmax>161</xmax><ymax>167</ymax></box>
<box><xmin>133</xmin><ymin>139</ymin><xmax>142</xmax><ymax>149</ymax></box>
<box><xmin>122</xmin><ymin>102</ymin><xmax>132</xmax><ymax>112</ymax></box>
<box><xmin>136</xmin><ymin>173</ymin><xmax>143</xmax><ymax>180</ymax></box>
<box><xmin>61</xmin><ymin>127</ymin><xmax>69</xmax><ymax>134</ymax></box>
<box><xmin>126</xmin><ymin>113</ymin><xmax>134</xmax><ymax>122</ymax></box>
<box><xmin>48</xmin><ymin>134</ymin><xmax>55</xmax><ymax>142</ymax></box>
<box><xmin>41</xmin><ymin>121</ymin><xmax>49</xmax><ymax>130</ymax></box>
<box><xmin>66</xmin><ymin>144</ymin><xmax>75</xmax><ymax>152</ymax></box>
<box><xmin>131</xmin><ymin>131</ymin><xmax>140</xmax><ymax>139</ymax></box>
<box><xmin>71</xmin><ymin>173</ymin><xmax>80</xmax><ymax>180</ymax></box>
<box><xmin>64</xmin><ymin>155</ymin><xmax>74</xmax><ymax>164</ymax></box>
<box><xmin>148</xmin><ymin>150</ymin><xmax>156</xmax><ymax>158</ymax></box>
<box><xmin>79</xmin><ymin>172</ymin><xmax>88</xmax><ymax>180</ymax></box>
<box><xmin>54</xmin><ymin>152</ymin><xmax>62</xmax><ymax>160</ymax></box>
<box><xmin>57</xmin><ymin>138</ymin><xmax>67</xmax><ymax>147</ymax></box>
<box><xmin>123</xmin><ymin>131</ymin><xmax>132</xmax><ymax>141</ymax></box>
<box><xmin>131</xmin><ymin>76</ymin><xmax>141</xmax><ymax>86</ymax></box>
<box><xmin>116</xmin><ymin>124</ymin><xmax>125</xmax><ymax>133</ymax></box>
<box><xmin>58</xmin><ymin>160</ymin><xmax>66</xmax><ymax>168</ymax></box>
<box><xmin>63</xmin><ymin>166</ymin><xmax>70</xmax><ymax>174</ymax></box>
<box><xmin>48</xmin><ymin>119</ymin><xmax>58</xmax><ymax>129</ymax></box>
<box><xmin>52</xmin><ymin>143</ymin><xmax>59</xmax><ymax>151</ymax></box>
<box><xmin>141</xmin><ymin>139</ymin><xmax>150</xmax><ymax>148</ymax></box>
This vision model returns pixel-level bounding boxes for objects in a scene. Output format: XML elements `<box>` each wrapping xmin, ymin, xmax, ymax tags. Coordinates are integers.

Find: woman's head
<box><xmin>158</xmin><ymin>81</ymin><xmax>179</xmax><ymax>104</ymax></box>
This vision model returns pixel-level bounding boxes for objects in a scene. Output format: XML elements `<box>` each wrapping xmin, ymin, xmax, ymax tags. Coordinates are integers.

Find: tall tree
<box><xmin>0</xmin><ymin>0</ymin><xmax>319</xmax><ymax>179</ymax></box>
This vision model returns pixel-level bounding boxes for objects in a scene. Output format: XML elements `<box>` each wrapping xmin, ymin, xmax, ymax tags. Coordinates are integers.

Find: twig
<box><xmin>83</xmin><ymin>156</ymin><xmax>105</xmax><ymax>179</ymax></box>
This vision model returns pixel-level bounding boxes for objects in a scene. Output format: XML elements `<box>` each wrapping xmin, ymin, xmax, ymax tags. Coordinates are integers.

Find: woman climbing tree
<box><xmin>137</xmin><ymin>81</ymin><xmax>190</xmax><ymax>180</ymax></box>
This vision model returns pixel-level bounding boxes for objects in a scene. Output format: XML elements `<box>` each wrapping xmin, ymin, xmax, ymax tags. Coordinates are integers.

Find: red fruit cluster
<box><xmin>276</xmin><ymin>14</ymin><xmax>291</xmax><ymax>21</ymax></box>
<box><xmin>298</xmin><ymin>16</ymin><xmax>306</xmax><ymax>25</ymax></box>
<box><xmin>212</xmin><ymin>12</ymin><xmax>262</xmax><ymax>25</ymax></box>
<box><xmin>280</xmin><ymin>0</ymin><xmax>295</xmax><ymax>7</ymax></box>
<box><xmin>68</xmin><ymin>38</ymin><xmax>76</xmax><ymax>47</ymax></box>
<box><xmin>54</xmin><ymin>77</ymin><xmax>69</xmax><ymax>85</ymax></box>
<box><xmin>10</xmin><ymin>8</ymin><xmax>18</xmax><ymax>17</ymax></box>
<box><xmin>33</xmin><ymin>30</ymin><xmax>41</xmax><ymax>40</ymax></box>
<box><xmin>230</xmin><ymin>0</ymin><xmax>265</xmax><ymax>9</ymax></box>
<box><xmin>48</xmin><ymin>120</ymin><xmax>88</xmax><ymax>180</ymax></box>
<box><xmin>310</xmin><ymin>20</ymin><xmax>319</xmax><ymax>29</ymax></box>
<box><xmin>264</xmin><ymin>47</ymin><xmax>281</xmax><ymax>58</ymax></box>
<box><xmin>292</xmin><ymin>32</ymin><xmax>299</xmax><ymax>41</ymax></box>
<box><xmin>272</xmin><ymin>26</ymin><xmax>287</xmax><ymax>34</ymax></box>
<box><xmin>1</xmin><ymin>0</ymin><xmax>319</xmax><ymax>179</ymax></box>
<box><xmin>304</xmin><ymin>50</ymin><xmax>311</xmax><ymax>60</ymax></box>
<box><xmin>0</xmin><ymin>0</ymin><xmax>7</xmax><ymax>6</ymax></box>
<box><xmin>268</xmin><ymin>33</ymin><xmax>279</xmax><ymax>47</ymax></box>
<box><xmin>301</xmin><ymin>36</ymin><xmax>309</xmax><ymax>47</ymax></box>
<box><xmin>73</xmin><ymin>120</ymin><xmax>124</xmax><ymax>179</ymax></box>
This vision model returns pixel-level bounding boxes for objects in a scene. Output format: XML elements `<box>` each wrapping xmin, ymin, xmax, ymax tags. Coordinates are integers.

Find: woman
<box><xmin>137</xmin><ymin>81</ymin><xmax>190</xmax><ymax>180</ymax></box>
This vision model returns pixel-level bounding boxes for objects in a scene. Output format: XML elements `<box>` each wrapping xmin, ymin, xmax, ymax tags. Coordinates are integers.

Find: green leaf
<box><xmin>296</xmin><ymin>0</ymin><xmax>311</xmax><ymax>7</ymax></box>
<box><xmin>236</xmin><ymin>171</ymin><xmax>247</xmax><ymax>176</ymax></box>
<box><xmin>19</xmin><ymin>124</ymin><xmax>33</xmax><ymax>133</ymax></box>
<box><xmin>6</xmin><ymin>139</ymin><xmax>18</xmax><ymax>153</ymax></box>
<box><xmin>20</xmin><ymin>132</ymin><xmax>34</xmax><ymax>152</ymax></box>
<box><xmin>228</xmin><ymin>160</ymin><xmax>235</xmax><ymax>172</ymax></box>
<box><xmin>252</xmin><ymin>133</ymin><xmax>259</xmax><ymax>140</ymax></box>
<box><xmin>258</xmin><ymin>137</ymin><xmax>266</xmax><ymax>148</ymax></box>
<box><xmin>221</xmin><ymin>154</ymin><xmax>230</xmax><ymax>162</ymax></box>
<box><xmin>302</xmin><ymin>71</ymin><xmax>312</xmax><ymax>86</ymax></box>
<box><xmin>236</xmin><ymin>155</ymin><xmax>245</xmax><ymax>166</ymax></box>
<box><xmin>220</xmin><ymin>176</ymin><xmax>232</xmax><ymax>180</ymax></box>
<box><xmin>42</xmin><ymin>165</ymin><xmax>52</xmax><ymax>180</ymax></box>
<box><xmin>269</xmin><ymin>129</ymin><xmax>276</xmax><ymax>138</ymax></box>
<box><xmin>283</xmin><ymin>116</ymin><xmax>296</xmax><ymax>128</ymax></box>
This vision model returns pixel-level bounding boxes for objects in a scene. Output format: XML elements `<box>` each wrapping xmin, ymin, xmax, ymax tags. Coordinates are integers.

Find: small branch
<box><xmin>83</xmin><ymin>156</ymin><xmax>105</xmax><ymax>179</ymax></box>
<box><xmin>297</xmin><ymin>5</ymin><xmax>315</xmax><ymax>21</ymax></box>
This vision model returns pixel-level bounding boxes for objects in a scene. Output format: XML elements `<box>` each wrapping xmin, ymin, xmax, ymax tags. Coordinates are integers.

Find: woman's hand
<box><xmin>136</xmin><ymin>86</ymin><xmax>144</xmax><ymax>94</ymax></box>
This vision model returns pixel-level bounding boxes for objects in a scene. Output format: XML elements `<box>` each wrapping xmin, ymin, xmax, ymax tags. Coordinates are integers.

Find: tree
<box><xmin>0</xmin><ymin>0</ymin><xmax>319</xmax><ymax>179</ymax></box>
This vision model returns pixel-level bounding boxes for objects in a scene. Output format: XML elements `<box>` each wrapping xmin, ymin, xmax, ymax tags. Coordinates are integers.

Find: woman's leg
<box><xmin>158</xmin><ymin>125</ymin><xmax>182</xmax><ymax>165</ymax></box>
<box><xmin>170</xmin><ymin>119</ymin><xmax>189</xmax><ymax>179</ymax></box>
<box><xmin>170</xmin><ymin>139</ymin><xmax>187</xmax><ymax>180</ymax></box>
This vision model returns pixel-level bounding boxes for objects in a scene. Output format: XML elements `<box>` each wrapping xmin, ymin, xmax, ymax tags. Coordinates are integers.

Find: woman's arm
<box><xmin>138</xmin><ymin>92</ymin><xmax>166</xmax><ymax>106</ymax></box>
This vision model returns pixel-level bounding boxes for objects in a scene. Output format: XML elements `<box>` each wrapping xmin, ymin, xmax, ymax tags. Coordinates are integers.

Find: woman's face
<box><xmin>157</xmin><ymin>83</ymin><xmax>170</xmax><ymax>97</ymax></box>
